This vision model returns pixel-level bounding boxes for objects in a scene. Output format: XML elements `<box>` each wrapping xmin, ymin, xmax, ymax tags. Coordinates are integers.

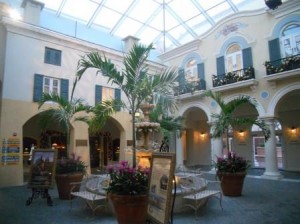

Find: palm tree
<box><xmin>38</xmin><ymin>92</ymin><xmax>91</xmax><ymax>155</ymax></box>
<box><xmin>203</xmin><ymin>90</ymin><xmax>270</xmax><ymax>154</ymax></box>
<box><xmin>76</xmin><ymin>43</ymin><xmax>178</xmax><ymax>167</ymax></box>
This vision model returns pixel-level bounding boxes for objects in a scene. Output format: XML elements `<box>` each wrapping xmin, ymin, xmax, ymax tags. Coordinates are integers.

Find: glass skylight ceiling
<box><xmin>37</xmin><ymin>0</ymin><xmax>266</xmax><ymax>53</ymax></box>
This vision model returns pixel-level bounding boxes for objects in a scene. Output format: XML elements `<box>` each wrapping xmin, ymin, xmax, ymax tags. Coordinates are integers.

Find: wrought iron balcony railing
<box><xmin>174</xmin><ymin>79</ymin><xmax>206</xmax><ymax>96</ymax></box>
<box><xmin>264</xmin><ymin>54</ymin><xmax>300</xmax><ymax>75</ymax></box>
<box><xmin>212</xmin><ymin>66</ymin><xmax>255</xmax><ymax>87</ymax></box>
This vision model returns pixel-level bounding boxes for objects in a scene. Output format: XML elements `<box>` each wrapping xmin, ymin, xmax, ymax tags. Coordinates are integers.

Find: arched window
<box><xmin>185</xmin><ymin>59</ymin><xmax>198</xmax><ymax>82</ymax></box>
<box><xmin>280</xmin><ymin>24</ymin><xmax>300</xmax><ymax>57</ymax></box>
<box><xmin>225</xmin><ymin>44</ymin><xmax>243</xmax><ymax>73</ymax></box>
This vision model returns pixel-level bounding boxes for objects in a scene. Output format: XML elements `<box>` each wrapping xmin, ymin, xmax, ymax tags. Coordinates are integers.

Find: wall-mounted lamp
<box><xmin>200</xmin><ymin>132</ymin><xmax>206</xmax><ymax>138</ymax></box>
<box><xmin>291</xmin><ymin>126</ymin><xmax>296</xmax><ymax>135</ymax></box>
<box><xmin>239</xmin><ymin>130</ymin><xmax>245</xmax><ymax>137</ymax></box>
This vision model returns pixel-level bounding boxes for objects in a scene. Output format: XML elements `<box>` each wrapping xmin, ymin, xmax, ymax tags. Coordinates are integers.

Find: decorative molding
<box><xmin>215</xmin><ymin>22</ymin><xmax>248</xmax><ymax>39</ymax></box>
<box><xmin>159</xmin><ymin>39</ymin><xmax>201</xmax><ymax>62</ymax></box>
<box><xmin>213</xmin><ymin>79</ymin><xmax>258</xmax><ymax>93</ymax></box>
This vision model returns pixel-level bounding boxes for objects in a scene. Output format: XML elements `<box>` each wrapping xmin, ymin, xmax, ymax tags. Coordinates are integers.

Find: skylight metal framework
<box><xmin>38</xmin><ymin>0</ymin><xmax>266</xmax><ymax>52</ymax></box>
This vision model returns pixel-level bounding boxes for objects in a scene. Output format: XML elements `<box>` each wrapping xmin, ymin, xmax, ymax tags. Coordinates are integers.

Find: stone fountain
<box><xmin>134</xmin><ymin>102</ymin><xmax>160</xmax><ymax>167</ymax></box>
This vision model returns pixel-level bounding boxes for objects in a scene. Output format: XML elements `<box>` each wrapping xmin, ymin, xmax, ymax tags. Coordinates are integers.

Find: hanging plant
<box><xmin>265</xmin><ymin>0</ymin><xmax>282</xmax><ymax>10</ymax></box>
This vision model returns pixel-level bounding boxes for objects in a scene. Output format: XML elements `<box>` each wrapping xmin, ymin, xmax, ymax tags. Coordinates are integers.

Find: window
<box><xmin>102</xmin><ymin>87</ymin><xmax>114</xmax><ymax>101</ymax></box>
<box><xmin>43</xmin><ymin>77</ymin><xmax>60</xmax><ymax>95</ymax></box>
<box><xmin>225</xmin><ymin>44</ymin><xmax>242</xmax><ymax>73</ymax></box>
<box><xmin>44</xmin><ymin>47</ymin><xmax>62</xmax><ymax>66</ymax></box>
<box><xmin>33</xmin><ymin>74</ymin><xmax>69</xmax><ymax>102</ymax></box>
<box><xmin>185</xmin><ymin>59</ymin><xmax>198</xmax><ymax>82</ymax></box>
<box><xmin>95</xmin><ymin>85</ymin><xmax>121</xmax><ymax>110</ymax></box>
<box><xmin>280</xmin><ymin>24</ymin><xmax>300</xmax><ymax>57</ymax></box>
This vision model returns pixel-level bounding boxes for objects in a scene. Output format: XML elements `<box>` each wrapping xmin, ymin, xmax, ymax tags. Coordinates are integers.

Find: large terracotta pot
<box><xmin>108</xmin><ymin>194</ymin><xmax>148</xmax><ymax>224</ymax></box>
<box><xmin>55</xmin><ymin>172</ymin><xmax>84</xmax><ymax>200</ymax></box>
<box><xmin>217</xmin><ymin>171</ymin><xmax>246</xmax><ymax>197</ymax></box>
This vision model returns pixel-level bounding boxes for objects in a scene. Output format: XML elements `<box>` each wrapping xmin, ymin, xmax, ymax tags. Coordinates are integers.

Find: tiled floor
<box><xmin>1</xmin><ymin>169</ymin><xmax>300</xmax><ymax>224</ymax></box>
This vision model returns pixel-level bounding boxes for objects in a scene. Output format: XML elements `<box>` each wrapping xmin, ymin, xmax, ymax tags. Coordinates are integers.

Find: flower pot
<box><xmin>55</xmin><ymin>172</ymin><xmax>84</xmax><ymax>200</ymax></box>
<box><xmin>108</xmin><ymin>194</ymin><xmax>148</xmax><ymax>224</ymax></box>
<box><xmin>217</xmin><ymin>171</ymin><xmax>246</xmax><ymax>197</ymax></box>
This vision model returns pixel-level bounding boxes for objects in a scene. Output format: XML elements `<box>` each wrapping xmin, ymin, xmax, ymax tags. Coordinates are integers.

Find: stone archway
<box><xmin>182</xmin><ymin>107</ymin><xmax>210</xmax><ymax>167</ymax></box>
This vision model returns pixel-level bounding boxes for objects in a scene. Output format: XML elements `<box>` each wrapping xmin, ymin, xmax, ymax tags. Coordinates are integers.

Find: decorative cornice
<box><xmin>158</xmin><ymin>39</ymin><xmax>201</xmax><ymax>62</ymax></box>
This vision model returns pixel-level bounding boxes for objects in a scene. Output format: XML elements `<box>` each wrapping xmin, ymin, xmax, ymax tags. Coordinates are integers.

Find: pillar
<box><xmin>175</xmin><ymin>135</ymin><xmax>184</xmax><ymax>168</ymax></box>
<box><xmin>262</xmin><ymin>117</ymin><xmax>282</xmax><ymax>179</ymax></box>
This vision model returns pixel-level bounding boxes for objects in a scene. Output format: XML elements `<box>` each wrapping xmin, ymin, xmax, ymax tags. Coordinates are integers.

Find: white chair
<box><xmin>180</xmin><ymin>175</ymin><xmax>223</xmax><ymax>219</ymax></box>
<box><xmin>70</xmin><ymin>175</ymin><xmax>110</xmax><ymax>214</ymax></box>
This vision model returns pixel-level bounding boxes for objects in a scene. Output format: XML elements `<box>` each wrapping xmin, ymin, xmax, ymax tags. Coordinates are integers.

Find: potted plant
<box><xmin>105</xmin><ymin>160</ymin><xmax>150</xmax><ymax>224</ymax></box>
<box><xmin>215</xmin><ymin>152</ymin><xmax>250</xmax><ymax>196</ymax></box>
<box><xmin>55</xmin><ymin>153</ymin><xmax>87</xmax><ymax>199</ymax></box>
<box><xmin>203</xmin><ymin>90</ymin><xmax>270</xmax><ymax>196</ymax></box>
<box><xmin>265</xmin><ymin>0</ymin><xmax>282</xmax><ymax>10</ymax></box>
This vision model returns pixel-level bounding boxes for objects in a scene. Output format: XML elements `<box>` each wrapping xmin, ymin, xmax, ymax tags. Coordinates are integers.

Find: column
<box><xmin>262</xmin><ymin>117</ymin><xmax>282</xmax><ymax>179</ymax></box>
<box><xmin>175</xmin><ymin>135</ymin><xmax>184</xmax><ymax>168</ymax></box>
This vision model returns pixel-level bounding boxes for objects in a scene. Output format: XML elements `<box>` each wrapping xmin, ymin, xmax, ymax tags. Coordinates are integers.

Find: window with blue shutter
<box><xmin>44</xmin><ymin>47</ymin><xmax>62</xmax><ymax>66</ymax></box>
<box><xmin>95</xmin><ymin>85</ymin><xmax>102</xmax><ymax>105</ymax></box>
<box><xmin>268</xmin><ymin>38</ymin><xmax>282</xmax><ymax>67</ymax></box>
<box><xmin>60</xmin><ymin>79</ymin><xmax>69</xmax><ymax>101</ymax></box>
<box><xmin>216</xmin><ymin>56</ymin><xmax>225</xmax><ymax>78</ymax></box>
<box><xmin>114</xmin><ymin>88</ymin><xmax>121</xmax><ymax>111</ymax></box>
<box><xmin>242</xmin><ymin>47</ymin><xmax>253</xmax><ymax>68</ymax></box>
<box><xmin>177</xmin><ymin>68</ymin><xmax>185</xmax><ymax>87</ymax></box>
<box><xmin>197</xmin><ymin>63</ymin><xmax>206</xmax><ymax>90</ymax></box>
<box><xmin>33</xmin><ymin>74</ymin><xmax>43</xmax><ymax>102</ymax></box>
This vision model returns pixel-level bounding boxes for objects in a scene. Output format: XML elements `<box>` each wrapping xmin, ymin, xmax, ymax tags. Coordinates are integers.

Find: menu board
<box><xmin>147</xmin><ymin>153</ymin><xmax>175</xmax><ymax>224</ymax></box>
<box><xmin>1</xmin><ymin>138</ymin><xmax>20</xmax><ymax>165</ymax></box>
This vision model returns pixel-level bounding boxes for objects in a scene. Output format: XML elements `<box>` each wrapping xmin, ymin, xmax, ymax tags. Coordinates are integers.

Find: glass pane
<box><xmin>44</xmin><ymin>78</ymin><xmax>50</xmax><ymax>86</ymax></box>
<box><xmin>53</xmin><ymin>79</ymin><xmax>58</xmax><ymax>87</ymax></box>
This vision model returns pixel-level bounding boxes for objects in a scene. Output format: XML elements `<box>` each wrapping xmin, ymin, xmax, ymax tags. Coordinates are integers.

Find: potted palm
<box><xmin>76</xmin><ymin>43</ymin><xmax>178</xmax><ymax>167</ymax></box>
<box><xmin>105</xmin><ymin>160</ymin><xmax>150</xmax><ymax>224</ymax></box>
<box><xmin>203</xmin><ymin>90</ymin><xmax>270</xmax><ymax>196</ymax></box>
<box><xmin>38</xmin><ymin>92</ymin><xmax>91</xmax><ymax>199</ymax></box>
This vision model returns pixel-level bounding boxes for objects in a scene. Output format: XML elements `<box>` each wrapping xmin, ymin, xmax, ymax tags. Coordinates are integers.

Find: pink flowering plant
<box><xmin>106</xmin><ymin>160</ymin><xmax>150</xmax><ymax>195</ymax></box>
<box><xmin>56</xmin><ymin>153</ymin><xmax>86</xmax><ymax>174</ymax></box>
<box><xmin>215</xmin><ymin>152</ymin><xmax>250</xmax><ymax>173</ymax></box>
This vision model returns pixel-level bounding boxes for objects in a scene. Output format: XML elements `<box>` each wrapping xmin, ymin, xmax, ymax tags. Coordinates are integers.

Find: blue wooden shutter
<box><xmin>197</xmin><ymin>63</ymin><xmax>206</xmax><ymax>90</ymax></box>
<box><xmin>268</xmin><ymin>38</ymin><xmax>281</xmax><ymax>66</ymax></box>
<box><xmin>178</xmin><ymin>68</ymin><xmax>185</xmax><ymax>87</ymax></box>
<box><xmin>95</xmin><ymin>85</ymin><xmax>102</xmax><ymax>105</ymax></box>
<box><xmin>216</xmin><ymin>56</ymin><xmax>225</xmax><ymax>76</ymax></box>
<box><xmin>33</xmin><ymin>74</ymin><xmax>43</xmax><ymax>102</ymax></box>
<box><xmin>114</xmin><ymin>88</ymin><xmax>121</xmax><ymax>111</ymax></box>
<box><xmin>60</xmin><ymin>79</ymin><xmax>69</xmax><ymax>101</ymax></box>
<box><xmin>242</xmin><ymin>47</ymin><xmax>253</xmax><ymax>68</ymax></box>
<box><xmin>54</xmin><ymin>50</ymin><xmax>62</xmax><ymax>66</ymax></box>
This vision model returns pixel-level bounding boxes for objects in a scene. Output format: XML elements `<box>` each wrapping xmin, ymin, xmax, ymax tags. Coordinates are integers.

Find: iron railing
<box><xmin>174</xmin><ymin>79</ymin><xmax>206</xmax><ymax>96</ymax></box>
<box><xmin>212</xmin><ymin>66</ymin><xmax>255</xmax><ymax>87</ymax></box>
<box><xmin>264</xmin><ymin>54</ymin><xmax>300</xmax><ymax>75</ymax></box>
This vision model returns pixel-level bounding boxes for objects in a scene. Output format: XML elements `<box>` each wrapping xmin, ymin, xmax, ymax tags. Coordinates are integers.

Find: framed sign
<box><xmin>147</xmin><ymin>153</ymin><xmax>176</xmax><ymax>224</ymax></box>
<box><xmin>28</xmin><ymin>149</ymin><xmax>57</xmax><ymax>189</ymax></box>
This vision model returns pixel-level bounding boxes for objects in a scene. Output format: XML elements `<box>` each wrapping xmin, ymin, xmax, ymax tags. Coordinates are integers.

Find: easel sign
<box><xmin>28</xmin><ymin>149</ymin><xmax>57</xmax><ymax>189</ymax></box>
<box><xmin>147</xmin><ymin>153</ymin><xmax>176</xmax><ymax>224</ymax></box>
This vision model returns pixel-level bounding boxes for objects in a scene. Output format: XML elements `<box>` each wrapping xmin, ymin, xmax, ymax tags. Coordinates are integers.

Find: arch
<box><xmin>271</xmin><ymin>14</ymin><xmax>300</xmax><ymax>39</ymax></box>
<box><xmin>267</xmin><ymin>82</ymin><xmax>300</xmax><ymax>116</ymax></box>
<box><xmin>178</xmin><ymin>102</ymin><xmax>211</xmax><ymax>122</ymax></box>
<box><xmin>214</xmin><ymin>93</ymin><xmax>266</xmax><ymax>117</ymax></box>
<box><xmin>181</xmin><ymin>52</ymin><xmax>202</xmax><ymax>68</ymax></box>
<box><xmin>217</xmin><ymin>35</ymin><xmax>250</xmax><ymax>57</ymax></box>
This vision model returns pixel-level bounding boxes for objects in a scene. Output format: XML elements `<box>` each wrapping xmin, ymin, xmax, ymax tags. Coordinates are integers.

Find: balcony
<box><xmin>174</xmin><ymin>79</ymin><xmax>206</xmax><ymax>96</ymax></box>
<box><xmin>264</xmin><ymin>54</ymin><xmax>300</xmax><ymax>75</ymax></box>
<box><xmin>212</xmin><ymin>67</ymin><xmax>255</xmax><ymax>87</ymax></box>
